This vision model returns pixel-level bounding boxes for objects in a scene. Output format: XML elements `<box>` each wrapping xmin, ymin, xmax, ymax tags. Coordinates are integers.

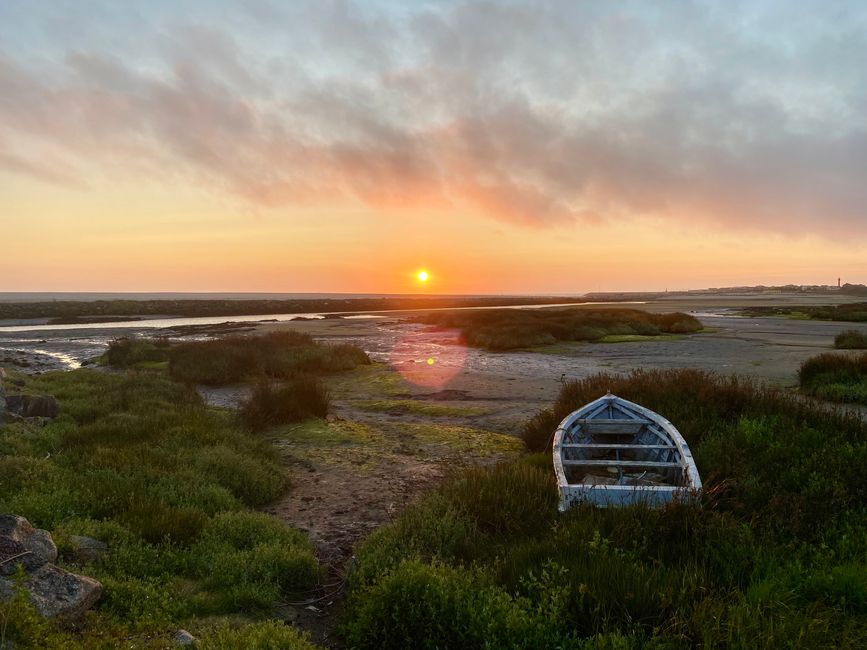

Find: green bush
<box><xmin>799</xmin><ymin>352</ymin><xmax>867</xmax><ymax>404</ymax></box>
<box><xmin>197</xmin><ymin>620</ymin><xmax>318</xmax><ymax>649</ymax></box>
<box><xmin>192</xmin><ymin>512</ymin><xmax>320</xmax><ymax>611</ymax></box>
<box><xmin>240</xmin><ymin>379</ymin><xmax>331</xmax><ymax>431</ymax></box>
<box><xmin>168</xmin><ymin>332</ymin><xmax>370</xmax><ymax>385</ymax></box>
<box><xmin>440</xmin><ymin>463</ymin><xmax>558</xmax><ymax>538</ymax></box>
<box><xmin>343</xmin><ymin>561</ymin><xmax>541</xmax><ymax>650</ymax></box>
<box><xmin>104</xmin><ymin>336</ymin><xmax>171</xmax><ymax>367</ymax></box>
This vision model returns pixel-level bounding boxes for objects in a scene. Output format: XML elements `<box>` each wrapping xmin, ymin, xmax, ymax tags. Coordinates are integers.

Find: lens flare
<box><xmin>389</xmin><ymin>329</ymin><xmax>466</xmax><ymax>389</ymax></box>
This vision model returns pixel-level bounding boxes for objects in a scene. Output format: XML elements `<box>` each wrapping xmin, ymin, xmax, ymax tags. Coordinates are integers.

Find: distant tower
<box><xmin>838</xmin><ymin>277</ymin><xmax>842</xmax><ymax>288</ymax></box>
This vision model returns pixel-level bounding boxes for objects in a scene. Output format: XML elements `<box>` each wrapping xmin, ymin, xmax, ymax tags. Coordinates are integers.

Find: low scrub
<box><xmin>240</xmin><ymin>378</ymin><xmax>331</xmax><ymax>430</ymax></box>
<box><xmin>344</xmin><ymin>370</ymin><xmax>867</xmax><ymax>648</ymax></box>
<box><xmin>834</xmin><ymin>329</ymin><xmax>867</xmax><ymax>349</ymax></box>
<box><xmin>0</xmin><ymin>369</ymin><xmax>319</xmax><ymax>647</ymax></box>
<box><xmin>799</xmin><ymin>352</ymin><xmax>867</xmax><ymax>403</ymax></box>
<box><xmin>169</xmin><ymin>332</ymin><xmax>370</xmax><ymax>385</ymax></box>
<box><xmin>742</xmin><ymin>302</ymin><xmax>867</xmax><ymax>322</ymax></box>
<box><xmin>104</xmin><ymin>331</ymin><xmax>370</xmax><ymax>385</ymax></box>
<box><xmin>420</xmin><ymin>308</ymin><xmax>702</xmax><ymax>350</ymax></box>
<box><xmin>104</xmin><ymin>337</ymin><xmax>171</xmax><ymax>367</ymax></box>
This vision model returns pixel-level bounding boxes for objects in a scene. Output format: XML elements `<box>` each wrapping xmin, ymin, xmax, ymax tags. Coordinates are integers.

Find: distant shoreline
<box><xmin>0</xmin><ymin>295</ymin><xmax>591</xmax><ymax>325</ymax></box>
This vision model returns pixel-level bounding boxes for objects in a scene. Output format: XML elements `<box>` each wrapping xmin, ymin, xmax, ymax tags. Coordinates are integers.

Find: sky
<box><xmin>1</xmin><ymin>0</ymin><xmax>866</xmax><ymax>294</ymax></box>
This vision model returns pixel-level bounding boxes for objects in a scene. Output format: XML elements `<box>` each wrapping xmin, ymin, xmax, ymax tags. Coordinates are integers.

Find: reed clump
<box><xmin>104</xmin><ymin>331</ymin><xmax>370</xmax><ymax>384</ymax></box>
<box><xmin>834</xmin><ymin>329</ymin><xmax>867</xmax><ymax>349</ymax></box>
<box><xmin>799</xmin><ymin>351</ymin><xmax>867</xmax><ymax>403</ymax></box>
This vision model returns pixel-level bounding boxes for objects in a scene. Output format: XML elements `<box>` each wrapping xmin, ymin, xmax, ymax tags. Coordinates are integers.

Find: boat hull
<box><xmin>552</xmin><ymin>393</ymin><xmax>701</xmax><ymax>510</ymax></box>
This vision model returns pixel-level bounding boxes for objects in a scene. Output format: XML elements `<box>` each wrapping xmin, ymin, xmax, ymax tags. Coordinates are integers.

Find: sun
<box><xmin>416</xmin><ymin>270</ymin><xmax>429</xmax><ymax>282</ymax></box>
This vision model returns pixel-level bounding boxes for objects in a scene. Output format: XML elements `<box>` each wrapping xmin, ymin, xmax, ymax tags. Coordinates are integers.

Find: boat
<box><xmin>552</xmin><ymin>393</ymin><xmax>701</xmax><ymax>510</ymax></box>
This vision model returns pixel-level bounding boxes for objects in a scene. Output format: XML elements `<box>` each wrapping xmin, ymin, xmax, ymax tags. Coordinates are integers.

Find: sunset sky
<box><xmin>2</xmin><ymin>1</ymin><xmax>866</xmax><ymax>294</ymax></box>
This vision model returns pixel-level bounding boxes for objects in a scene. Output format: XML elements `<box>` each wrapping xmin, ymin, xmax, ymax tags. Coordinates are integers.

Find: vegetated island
<box><xmin>0</xmin><ymin>296</ymin><xmax>588</xmax><ymax>324</ymax></box>
<box><xmin>419</xmin><ymin>307</ymin><xmax>703</xmax><ymax>350</ymax></box>
<box><xmin>740</xmin><ymin>302</ymin><xmax>867</xmax><ymax>322</ymax></box>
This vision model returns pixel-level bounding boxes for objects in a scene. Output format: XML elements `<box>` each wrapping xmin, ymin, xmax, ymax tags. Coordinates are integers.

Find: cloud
<box><xmin>1</xmin><ymin>1</ymin><xmax>867</xmax><ymax>237</ymax></box>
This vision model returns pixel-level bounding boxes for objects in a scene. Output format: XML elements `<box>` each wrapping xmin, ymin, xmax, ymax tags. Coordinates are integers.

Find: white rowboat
<box><xmin>552</xmin><ymin>393</ymin><xmax>702</xmax><ymax>510</ymax></box>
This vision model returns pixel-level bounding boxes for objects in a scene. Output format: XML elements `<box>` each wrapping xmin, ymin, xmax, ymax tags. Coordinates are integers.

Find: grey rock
<box><xmin>1</xmin><ymin>515</ymin><xmax>102</xmax><ymax>624</ymax></box>
<box><xmin>173</xmin><ymin>629</ymin><xmax>196</xmax><ymax>645</ymax></box>
<box><xmin>5</xmin><ymin>394</ymin><xmax>60</xmax><ymax>419</ymax></box>
<box><xmin>17</xmin><ymin>395</ymin><xmax>60</xmax><ymax>418</ymax></box>
<box><xmin>16</xmin><ymin>564</ymin><xmax>102</xmax><ymax>622</ymax></box>
<box><xmin>0</xmin><ymin>515</ymin><xmax>57</xmax><ymax>576</ymax></box>
<box><xmin>67</xmin><ymin>536</ymin><xmax>108</xmax><ymax>565</ymax></box>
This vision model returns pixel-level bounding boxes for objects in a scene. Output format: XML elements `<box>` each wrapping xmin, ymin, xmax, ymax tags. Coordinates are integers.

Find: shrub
<box><xmin>799</xmin><ymin>352</ymin><xmax>867</xmax><ymax>404</ymax></box>
<box><xmin>104</xmin><ymin>337</ymin><xmax>171</xmax><ymax>367</ymax></box>
<box><xmin>440</xmin><ymin>463</ymin><xmax>558</xmax><ymax>538</ymax></box>
<box><xmin>197</xmin><ymin>620</ymin><xmax>318</xmax><ymax>650</ymax></box>
<box><xmin>240</xmin><ymin>378</ymin><xmax>330</xmax><ymax>431</ymax></box>
<box><xmin>834</xmin><ymin>329</ymin><xmax>867</xmax><ymax>349</ymax></box>
<box><xmin>343</xmin><ymin>561</ymin><xmax>537</xmax><ymax>650</ymax></box>
<box><xmin>193</xmin><ymin>512</ymin><xmax>320</xmax><ymax>611</ymax></box>
<box><xmin>168</xmin><ymin>332</ymin><xmax>370</xmax><ymax>385</ymax></box>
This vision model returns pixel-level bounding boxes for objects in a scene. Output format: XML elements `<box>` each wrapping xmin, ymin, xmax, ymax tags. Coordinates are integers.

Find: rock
<box><xmin>0</xmin><ymin>515</ymin><xmax>57</xmax><ymax>575</ymax></box>
<box><xmin>4</xmin><ymin>394</ymin><xmax>60</xmax><ymax>420</ymax></box>
<box><xmin>173</xmin><ymin>629</ymin><xmax>196</xmax><ymax>645</ymax></box>
<box><xmin>4</xmin><ymin>394</ymin><xmax>21</xmax><ymax>415</ymax></box>
<box><xmin>0</xmin><ymin>515</ymin><xmax>101</xmax><ymax>624</ymax></box>
<box><xmin>66</xmin><ymin>536</ymin><xmax>108</xmax><ymax>565</ymax></box>
<box><xmin>11</xmin><ymin>564</ymin><xmax>102</xmax><ymax>622</ymax></box>
<box><xmin>19</xmin><ymin>395</ymin><xmax>60</xmax><ymax>418</ymax></box>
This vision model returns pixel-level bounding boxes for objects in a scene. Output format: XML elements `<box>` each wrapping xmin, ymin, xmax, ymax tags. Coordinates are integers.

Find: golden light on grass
<box><xmin>417</xmin><ymin>270</ymin><xmax>429</xmax><ymax>282</ymax></box>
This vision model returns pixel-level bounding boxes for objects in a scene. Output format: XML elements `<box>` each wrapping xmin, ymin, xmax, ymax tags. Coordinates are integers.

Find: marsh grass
<box><xmin>0</xmin><ymin>369</ymin><xmax>320</xmax><ymax>647</ymax></box>
<box><xmin>240</xmin><ymin>378</ymin><xmax>331</xmax><ymax>430</ymax></box>
<box><xmin>104</xmin><ymin>332</ymin><xmax>370</xmax><ymax>384</ymax></box>
<box><xmin>834</xmin><ymin>329</ymin><xmax>867</xmax><ymax>349</ymax></box>
<box><xmin>742</xmin><ymin>303</ymin><xmax>867</xmax><ymax>322</ymax></box>
<box><xmin>344</xmin><ymin>369</ymin><xmax>867</xmax><ymax>648</ymax></box>
<box><xmin>169</xmin><ymin>332</ymin><xmax>370</xmax><ymax>385</ymax></box>
<box><xmin>799</xmin><ymin>352</ymin><xmax>867</xmax><ymax>403</ymax></box>
<box><xmin>420</xmin><ymin>308</ymin><xmax>702</xmax><ymax>350</ymax></box>
<box><xmin>348</xmin><ymin>398</ymin><xmax>492</xmax><ymax>417</ymax></box>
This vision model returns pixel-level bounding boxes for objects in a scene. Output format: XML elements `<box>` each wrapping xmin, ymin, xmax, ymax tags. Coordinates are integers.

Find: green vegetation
<box><xmin>741</xmin><ymin>302</ymin><xmax>867</xmax><ymax>322</ymax></box>
<box><xmin>343</xmin><ymin>370</ymin><xmax>867</xmax><ymax>648</ymax></box>
<box><xmin>0</xmin><ymin>369</ymin><xmax>321</xmax><ymax>648</ymax></box>
<box><xmin>596</xmin><ymin>333</ymin><xmax>682</xmax><ymax>343</ymax></box>
<box><xmin>104</xmin><ymin>332</ymin><xmax>370</xmax><ymax>384</ymax></box>
<box><xmin>420</xmin><ymin>308</ymin><xmax>702</xmax><ymax>350</ymax></box>
<box><xmin>271</xmin><ymin>417</ymin><xmax>520</xmax><ymax>472</ymax></box>
<box><xmin>799</xmin><ymin>352</ymin><xmax>867</xmax><ymax>404</ymax></box>
<box><xmin>241</xmin><ymin>379</ymin><xmax>331</xmax><ymax>431</ymax></box>
<box><xmin>834</xmin><ymin>329</ymin><xmax>867</xmax><ymax>349</ymax></box>
<box><xmin>349</xmin><ymin>398</ymin><xmax>492</xmax><ymax>417</ymax></box>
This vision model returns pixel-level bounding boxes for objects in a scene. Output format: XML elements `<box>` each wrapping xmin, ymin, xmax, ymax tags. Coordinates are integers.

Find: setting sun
<box><xmin>417</xmin><ymin>270</ymin><xmax>429</xmax><ymax>282</ymax></box>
